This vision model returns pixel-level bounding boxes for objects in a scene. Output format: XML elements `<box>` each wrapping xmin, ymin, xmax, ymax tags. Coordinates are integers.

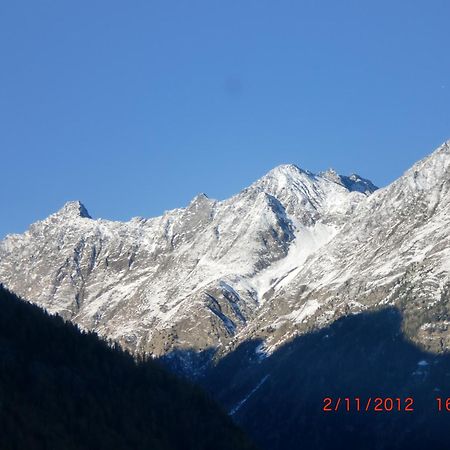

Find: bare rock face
<box><xmin>1</xmin><ymin>142</ymin><xmax>450</xmax><ymax>372</ymax></box>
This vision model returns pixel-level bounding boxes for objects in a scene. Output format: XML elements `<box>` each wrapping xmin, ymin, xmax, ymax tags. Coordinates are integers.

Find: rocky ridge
<box><xmin>1</xmin><ymin>141</ymin><xmax>449</xmax><ymax>370</ymax></box>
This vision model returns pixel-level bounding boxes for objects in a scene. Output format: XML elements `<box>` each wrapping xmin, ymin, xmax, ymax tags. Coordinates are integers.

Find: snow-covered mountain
<box><xmin>1</xmin><ymin>141</ymin><xmax>449</xmax><ymax>370</ymax></box>
<box><xmin>242</xmin><ymin>142</ymin><xmax>450</xmax><ymax>356</ymax></box>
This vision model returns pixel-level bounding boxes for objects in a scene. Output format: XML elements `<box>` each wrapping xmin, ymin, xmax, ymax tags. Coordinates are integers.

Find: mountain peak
<box><xmin>340</xmin><ymin>173</ymin><xmax>378</xmax><ymax>194</ymax></box>
<box><xmin>54</xmin><ymin>201</ymin><xmax>91</xmax><ymax>219</ymax></box>
<box><xmin>319</xmin><ymin>169</ymin><xmax>377</xmax><ymax>194</ymax></box>
<box><xmin>188</xmin><ymin>193</ymin><xmax>214</xmax><ymax>207</ymax></box>
<box><xmin>260</xmin><ymin>164</ymin><xmax>314</xmax><ymax>187</ymax></box>
<box><xmin>320</xmin><ymin>168</ymin><xmax>341</xmax><ymax>183</ymax></box>
<box><xmin>192</xmin><ymin>192</ymin><xmax>209</xmax><ymax>201</ymax></box>
<box><xmin>265</xmin><ymin>165</ymin><xmax>377</xmax><ymax>195</ymax></box>
<box><xmin>394</xmin><ymin>139</ymin><xmax>450</xmax><ymax>193</ymax></box>
<box><xmin>269</xmin><ymin>163</ymin><xmax>311</xmax><ymax>176</ymax></box>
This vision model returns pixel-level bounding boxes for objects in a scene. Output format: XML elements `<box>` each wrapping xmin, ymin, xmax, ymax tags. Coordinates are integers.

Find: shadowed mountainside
<box><xmin>194</xmin><ymin>307</ymin><xmax>450</xmax><ymax>450</ymax></box>
<box><xmin>0</xmin><ymin>285</ymin><xmax>256</xmax><ymax>450</ymax></box>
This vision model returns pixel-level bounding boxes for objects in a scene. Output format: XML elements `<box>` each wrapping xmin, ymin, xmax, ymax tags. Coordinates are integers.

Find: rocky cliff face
<box><xmin>1</xmin><ymin>141</ymin><xmax>449</xmax><ymax>372</ymax></box>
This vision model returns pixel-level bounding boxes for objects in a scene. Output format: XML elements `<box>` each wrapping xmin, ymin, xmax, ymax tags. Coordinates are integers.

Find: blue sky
<box><xmin>1</xmin><ymin>1</ymin><xmax>449</xmax><ymax>238</ymax></box>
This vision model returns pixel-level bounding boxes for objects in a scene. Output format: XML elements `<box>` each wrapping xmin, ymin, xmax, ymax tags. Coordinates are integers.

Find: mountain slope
<box><xmin>201</xmin><ymin>308</ymin><xmax>450</xmax><ymax>450</ymax></box>
<box><xmin>0</xmin><ymin>163</ymin><xmax>376</xmax><ymax>365</ymax></box>
<box><xmin>2</xmin><ymin>141</ymin><xmax>450</xmax><ymax>449</ymax></box>
<box><xmin>0</xmin><ymin>285</ymin><xmax>255</xmax><ymax>450</ymax></box>
<box><xmin>246</xmin><ymin>141</ymin><xmax>450</xmax><ymax>356</ymax></box>
<box><xmin>1</xmin><ymin>141</ymin><xmax>449</xmax><ymax>373</ymax></box>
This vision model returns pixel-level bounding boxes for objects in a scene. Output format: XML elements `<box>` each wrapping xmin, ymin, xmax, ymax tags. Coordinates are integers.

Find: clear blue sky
<box><xmin>1</xmin><ymin>1</ymin><xmax>449</xmax><ymax>238</ymax></box>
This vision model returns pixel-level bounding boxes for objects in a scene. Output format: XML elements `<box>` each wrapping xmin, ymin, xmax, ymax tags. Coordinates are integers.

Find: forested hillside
<box><xmin>0</xmin><ymin>285</ymin><xmax>255</xmax><ymax>450</ymax></box>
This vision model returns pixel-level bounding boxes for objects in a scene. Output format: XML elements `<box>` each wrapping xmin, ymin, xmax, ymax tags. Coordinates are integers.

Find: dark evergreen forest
<box><xmin>0</xmin><ymin>285</ymin><xmax>255</xmax><ymax>450</ymax></box>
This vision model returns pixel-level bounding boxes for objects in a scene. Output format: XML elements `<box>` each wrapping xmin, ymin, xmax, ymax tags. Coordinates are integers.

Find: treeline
<box><xmin>0</xmin><ymin>285</ymin><xmax>255</xmax><ymax>450</ymax></box>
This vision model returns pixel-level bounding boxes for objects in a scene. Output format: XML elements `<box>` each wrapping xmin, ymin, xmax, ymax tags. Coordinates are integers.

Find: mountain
<box><xmin>0</xmin><ymin>285</ymin><xmax>255</xmax><ymax>450</ymax></box>
<box><xmin>1</xmin><ymin>140</ymin><xmax>450</xmax><ymax>449</ymax></box>
<box><xmin>0</xmin><ymin>162</ymin><xmax>377</xmax><ymax>367</ymax></box>
<box><xmin>1</xmin><ymin>143</ymin><xmax>450</xmax><ymax>369</ymax></box>
<box><xmin>238</xmin><ymin>141</ymin><xmax>450</xmax><ymax>357</ymax></box>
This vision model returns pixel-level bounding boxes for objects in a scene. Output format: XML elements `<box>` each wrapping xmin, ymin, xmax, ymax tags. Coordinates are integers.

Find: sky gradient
<box><xmin>1</xmin><ymin>1</ymin><xmax>449</xmax><ymax>238</ymax></box>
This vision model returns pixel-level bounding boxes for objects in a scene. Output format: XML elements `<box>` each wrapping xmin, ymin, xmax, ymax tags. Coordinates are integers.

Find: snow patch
<box><xmin>252</xmin><ymin>222</ymin><xmax>337</xmax><ymax>301</ymax></box>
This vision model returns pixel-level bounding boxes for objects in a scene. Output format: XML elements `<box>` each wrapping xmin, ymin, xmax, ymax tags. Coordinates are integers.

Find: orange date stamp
<box><xmin>323</xmin><ymin>397</ymin><xmax>450</xmax><ymax>413</ymax></box>
<box><xmin>322</xmin><ymin>397</ymin><xmax>414</xmax><ymax>412</ymax></box>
